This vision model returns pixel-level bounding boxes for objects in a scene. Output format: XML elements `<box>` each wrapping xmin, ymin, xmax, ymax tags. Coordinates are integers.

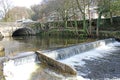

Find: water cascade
<box><xmin>36</xmin><ymin>38</ymin><xmax>115</xmax><ymax>60</ymax></box>
<box><xmin>3</xmin><ymin>52</ymin><xmax>40</xmax><ymax>80</ymax></box>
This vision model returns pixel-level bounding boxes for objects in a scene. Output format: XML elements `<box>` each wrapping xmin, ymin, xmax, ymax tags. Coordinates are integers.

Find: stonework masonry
<box><xmin>0</xmin><ymin>22</ymin><xmax>40</xmax><ymax>37</ymax></box>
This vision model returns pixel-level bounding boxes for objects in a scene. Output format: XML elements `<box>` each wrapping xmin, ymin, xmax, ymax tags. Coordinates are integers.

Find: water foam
<box><xmin>59</xmin><ymin>41</ymin><xmax>120</xmax><ymax>79</ymax></box>
<box><xmin>3</xmin><ymin>52</ymin><xmax>39</xmax><ymax>80</ymax></box>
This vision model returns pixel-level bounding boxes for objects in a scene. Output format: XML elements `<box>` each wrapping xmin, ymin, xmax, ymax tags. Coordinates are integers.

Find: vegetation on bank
<box><xmin>37</xmin><ymin>29</ymin><xmax>86</xmax><ymax>38</ymax></box>
<box><xmin>37</xmin><ymin>29</ymin><xmax>120</xmax><ymax>39</ymax></box>
<box><xmin>36</xmin><ymin>16</ymin><xmax>120</xmax><ymax>38</ymax></box>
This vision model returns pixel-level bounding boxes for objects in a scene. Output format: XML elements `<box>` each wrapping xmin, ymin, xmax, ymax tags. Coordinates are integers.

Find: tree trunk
<box><xmin>88</xmin><ymin>1</ymin><xmax>92</xmax><ymax>36</ymax></box>
<box><xmin>75</xmin><ymin>0</ymin><xmax>88</xmax><ymax>35</ymax></box>
<box><xmin>110</xmin><ymin>11</ymin><xmax>113</xmax><ymax>24</ymax></box>
<box><xmin>65</xmin><ymin>20</ymin><xmax>68</xmax><ymax>28</ymax></box>
<box><xmin>83</xmin><ymin>14</ymin><xmax>87</xmax><ymax>34</ymax></box>
<box><xmin>109</xmin><ymin>0</ymin><xmax>113</xmax><ymax>24</ymax></box>
<box><xmin>74</xmin><ymin>19</ymin><xmax>78</xmax><ymax>35</ymax></box>
<box><xmin>96</xmin><ymin>12</ymin><xmax>102</xmax><ymax>37</ymax></box>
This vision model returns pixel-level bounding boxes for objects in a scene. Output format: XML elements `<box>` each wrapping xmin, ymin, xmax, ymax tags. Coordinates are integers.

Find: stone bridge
<box><xmin>0</xmin><ymin>22</ymin><xmax>41</xmax><ymax>37</ymax></box>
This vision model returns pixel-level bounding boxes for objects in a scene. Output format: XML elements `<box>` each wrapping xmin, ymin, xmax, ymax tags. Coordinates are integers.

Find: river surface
<box><xmin>0</xmin><ymin>36</ymin><xmax>95</xmax><ymax>57</ymax></box>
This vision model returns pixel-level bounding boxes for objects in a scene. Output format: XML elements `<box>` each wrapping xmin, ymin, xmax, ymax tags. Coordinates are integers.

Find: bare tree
<box><xmin>6</xmin><ymin>7</ymin><xmax>32</xmax><ymax>21</ymax></box>
<box><xmin>75</xmin><ymin>0</ymin><xmax>89</xmax><ymax>35</ymax></box>
<box><xmin>0</xmin><ymin>0</ymin><xmax>13</xmax><ymax>21</ymax></box>
<box><xmin>31</xmin><ymin>4</ymin><xmax>43</xmax><ymax>21</ymax></box>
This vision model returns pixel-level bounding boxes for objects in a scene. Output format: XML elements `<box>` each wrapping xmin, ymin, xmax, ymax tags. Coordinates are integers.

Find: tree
<box><xmin>99</xmin><ymin>0</ymin><xmax>120</xmax><ymax>24</ymax></box>
<box><xmin>111</xmin><ymin>0</ymin><xmax>120</xmax><ymax>16</ymax></box>
<box><xmin>96</xmin><ymin>0</ymin><xmax>110</xmax><ymax>37</ymax></box>
<box><xmin>75</xmin><ymin>0</ymin><xmax>89</xmax><ymax>35</ymax></box>
<box><xmin>0</xmin><ymin>10</ymin><xmax>4</xmax><ymax>19</ymax></box>
<box><xmin>31</xmin><ymin>4</ymin><xmax>43</xmax><ymax>21</ymax></box>
<box><xmin>45</xmin><ymin>0</ymin><xmax>71</xmax><ymax>28</ymax></box>
<box><xmin>0</xmin><ymin>0</ymin><xmax>13</xmax><ymax>21</ymax></box>
<box><xmin>85</xmin><ymin>0</ymin><xmax>96</xmax><ymax>36</ymax></box>
<box><xmin>6</xmin><ymin>7</ymin><xmax>32</xmax><ymax>21</ymax></box>
<box><xmin>31</xmin><ymin>0</ymin><xmax>50</xmax><ymax>21</ymax></box>
<box><xmin>56</xmin><ymin>0</ymin><xmax>71</xmax><ymax>28</ymax></box>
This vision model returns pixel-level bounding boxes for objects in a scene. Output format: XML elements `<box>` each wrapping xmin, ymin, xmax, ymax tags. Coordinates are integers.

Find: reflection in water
<box><xmin>0</xmin><ymin>36</ymin><xmax>95</xmax><ymax>57</ymax></box>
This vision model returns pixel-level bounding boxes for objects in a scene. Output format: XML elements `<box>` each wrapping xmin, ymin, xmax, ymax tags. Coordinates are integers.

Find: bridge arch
<box><xmin>12</xmin><ymin>27</ymin><xmax>35</xmax><ymax>36</ymax></box>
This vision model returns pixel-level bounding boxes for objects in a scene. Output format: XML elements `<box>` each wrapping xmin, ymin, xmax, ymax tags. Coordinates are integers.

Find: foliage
<box><xmin>30</xmin><ymin>0</ymin><xmax>120</xmax><ymax>37</ymax></box>
<box><xmin>37</xmin><ymin>28</ymin><xmax>86</xmax><ymax>38</ymax></box>
<box><xmin>111</xmin><ymin>0</ymin><xmax>120</xmax><ymax>16</ymax></box>
<box><xmin>31</xmin><ymin>4</ymin><xmax>44</xmax><ymax>21</ymax></box>
<box><xmin>95</xmin><ymin>0</ymin><xmax>111</xmax><ymax>36</ymax></box>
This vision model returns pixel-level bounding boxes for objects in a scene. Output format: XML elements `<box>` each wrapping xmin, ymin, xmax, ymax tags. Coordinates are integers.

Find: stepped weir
<box><xmin>3</xmin><ymin>38</ymin><xmax>120</xmax><ymax>80</ymax></box>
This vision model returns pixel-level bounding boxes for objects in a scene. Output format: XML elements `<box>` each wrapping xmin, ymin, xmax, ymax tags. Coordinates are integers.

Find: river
<box><xmin>0</xmin><ymin>36</ymin><xmax>95</xmax><ymax>80</ymax></box>
<box><xmin>1</xmin><ymin>37</ymin><xmax>120</xmax><ymax>80</ymax></box>
<box><xmin>0</xmin><ymin>36</ymin><xmax>95</xmax><ymax>57</ymax></box>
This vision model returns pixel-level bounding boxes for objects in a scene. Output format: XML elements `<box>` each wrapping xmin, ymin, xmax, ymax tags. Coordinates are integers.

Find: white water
<box><xmin>60</xmin><ymin>41</ymin><xmax>120</xmax><ymax>79</ymax></box>
<box><xmin>60</xmin><ymin>44</ymin><xmax>114</xmax><ymax>66</ymax></box>
<box><xmin>3</xmin><ymin>52</ymin><xmax>40</xmax><ymax>80</ymax></box>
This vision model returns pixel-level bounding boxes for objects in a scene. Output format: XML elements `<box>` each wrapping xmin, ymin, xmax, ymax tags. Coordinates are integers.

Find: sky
<box><xmin>11</xmin><ymin>0</ymin><xmax>43</xmax><ymax>8</ymax></box>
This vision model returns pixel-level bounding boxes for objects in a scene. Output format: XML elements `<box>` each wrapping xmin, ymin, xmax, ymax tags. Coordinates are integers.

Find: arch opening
<box><xmin>12</xmin><ymin>28</ymin><xmax>34</xmax><ymax>37</ymax></box>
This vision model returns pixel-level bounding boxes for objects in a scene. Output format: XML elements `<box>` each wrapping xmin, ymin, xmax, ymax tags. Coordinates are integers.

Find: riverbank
<box><xmin>36</xmin><ymin>28</ymin><xmax>120</xmax><ymax>39</ymax></box>
<box><xmin>99</xmin><ymin>31</ymin><xmax>120</xmax><ymax>38</ymax></box>
<box><xmin>36</xmin><ymin>16</ymin><xmax>120</xmax><ymax>39</ymax></box>
<box><xmin>37</xmin><ymin>29</ymin><xmax>83</xmax><ymax>38</ymax></box>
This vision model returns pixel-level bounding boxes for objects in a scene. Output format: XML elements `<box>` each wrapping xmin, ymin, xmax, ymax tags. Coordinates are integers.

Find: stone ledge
<box><xmin>36</xmin><ymin>51</ymin><xmax>77</xmax><ymax>75</ymax></box>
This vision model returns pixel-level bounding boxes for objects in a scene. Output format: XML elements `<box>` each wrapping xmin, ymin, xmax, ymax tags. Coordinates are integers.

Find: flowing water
<box><xmin>60</xmin><ymin>40</ymin><xmax>120</xmax><ymax>80</ymax></box>
<box><xmin>37</xmin><ymin>38</ymin><xmax>120</xmax><ymax>80</ymax></box>
<box><xmin>1</xmin><ymin>37</ymin><xmax>120</xmax><ymax>80</ymax></box>
<box><xmin>0</xmin><ymin>36</ymin><xmax>95</xmax><ymax>80</ymax></box>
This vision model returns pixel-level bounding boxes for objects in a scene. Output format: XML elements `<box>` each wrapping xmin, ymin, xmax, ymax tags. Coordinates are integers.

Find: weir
<box><xmin>3</xmin><ymin>52</ymin><xmax>40</xmax><ymax>80</ymax></box>
<box><xmin>2</xmin><ymin>38</ymin><xmax>120</xmax><ymax>80</ymax></box>
<box><xmin>35</xmin><ymin>38</ymin><xmax>118</xmax><ymax>75</ymax></box>
<box><xmin>36</xmin><ymin>38</ymin><xmax>115</xmax><ymax>60</ymax></box>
